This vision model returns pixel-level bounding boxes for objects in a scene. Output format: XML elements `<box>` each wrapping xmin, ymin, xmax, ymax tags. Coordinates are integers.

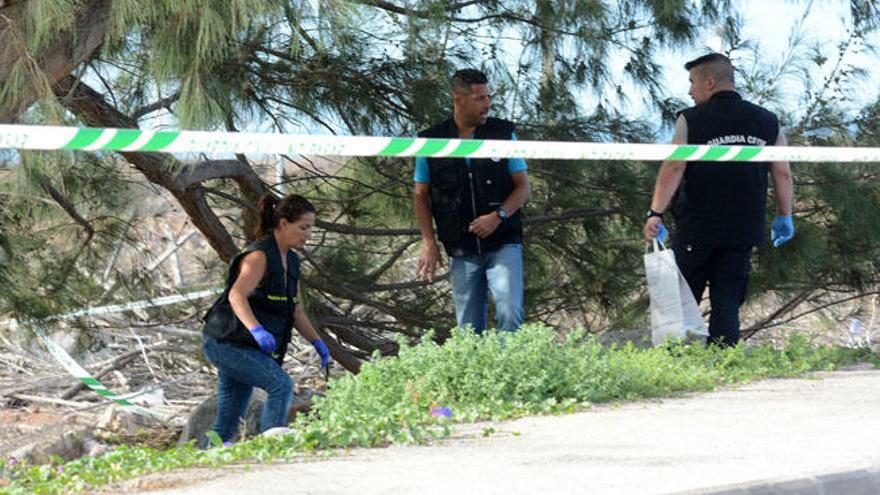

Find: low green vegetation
<box><xmin>1</xmin><ymin>324</ymin><xmax>876</xmax><ymax>494</ymax></box>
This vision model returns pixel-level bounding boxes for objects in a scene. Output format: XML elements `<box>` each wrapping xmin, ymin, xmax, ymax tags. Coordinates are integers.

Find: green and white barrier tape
<box><xmin>28</xmin><ymin>322</ymin><xmax>171</xmax><ymax>422</ymax></box>
<box><xmin>2</xmin><ymin>123</ymin><xmax>880</xmax><ymax>162</ymax></box>
<box><xmin>3</xmin><ymin>289</ymin><xmax>222</xmax><ymax>422</ymax></box>
<box><xmin>2</xmin><ymin>119</ymin><xmax>877</xmax><ymax>418</ymax></box>
<box><xmin>0</xmin><ymin>288</ymin><xmax>221</xmax><ymax>327</ymax></box>
<box><xmin>58</xmin><ymin>288</ymin><xmax>221</xmax><ymax>320</ymax></box>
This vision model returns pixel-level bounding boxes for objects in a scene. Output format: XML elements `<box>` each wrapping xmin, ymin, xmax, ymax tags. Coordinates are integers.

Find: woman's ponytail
<box><xmin>255</xmin><ymin>193</ymin><xmax>315</xmax><ymax>238</ymax></box>
<box><xmin>257</xmin><ymin>194</ymin><xmax>279</xmax><ymax>237</ymax></box>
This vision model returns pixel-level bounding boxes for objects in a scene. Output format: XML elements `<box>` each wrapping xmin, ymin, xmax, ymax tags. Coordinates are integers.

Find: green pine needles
<box><xmin>1</xmin><ymin>323</ymin><xmax>876</xmax><ymax>495</ymax></box>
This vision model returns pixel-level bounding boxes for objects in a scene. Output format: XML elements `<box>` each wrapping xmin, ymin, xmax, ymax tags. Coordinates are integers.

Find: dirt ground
<box><xmin>0</xmin><ymin>408</ymin><xmax>71</xmax><ymax>454</ymax></box>
<box><xmin>0</xmin><ymin>343</ymin><xmax>331</xmax><ymax>460</ymax></box>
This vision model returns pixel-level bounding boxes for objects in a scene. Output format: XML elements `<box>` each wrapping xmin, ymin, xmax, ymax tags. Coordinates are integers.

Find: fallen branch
<box><xmin>744</xmin><ymin>290</ymin><xmax>880</xmax><ymax>340</ymax></box>
<box><xmin>0</xmin><ymin>375</ymin><xmax>70</xmax><ymax>398</ymax></box>
<box><xmin>61</xmin><ymin>340</ymin><xmax>169</xmax><ymax>400</ymax></box>
<box><xmin>9</xmin><ymin>393</ymin><xmax>89</xmax><ymax>409</ymax></box>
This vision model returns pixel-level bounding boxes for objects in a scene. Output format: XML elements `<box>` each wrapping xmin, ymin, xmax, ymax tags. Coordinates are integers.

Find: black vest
<box><xmin>202</xmin><ymin>236</ymin><xmax>300</xmax><ymax>364</ymax></box>
<box><xmin>673</xmin><ymin>91</ymin><xmax>779</xmax><ymax>246</ymax></box>
<box><xmin>419</xmin><ymin>117</ymin><xmax>523</xmax><ymax>256</ymax></box>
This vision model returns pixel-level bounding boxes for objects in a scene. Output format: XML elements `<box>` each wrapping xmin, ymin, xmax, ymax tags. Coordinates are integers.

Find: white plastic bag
<box><xmin>643</xmin><ymin>240</ymin><xmax>708</xmax><ymax>346</ymax></box>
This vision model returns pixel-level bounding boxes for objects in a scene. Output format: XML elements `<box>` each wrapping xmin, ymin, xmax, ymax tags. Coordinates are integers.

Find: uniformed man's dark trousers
<box><xmin>672</xmin><ymin>243</ymin><xmax>753</xmax><ymax>347</ymax></box>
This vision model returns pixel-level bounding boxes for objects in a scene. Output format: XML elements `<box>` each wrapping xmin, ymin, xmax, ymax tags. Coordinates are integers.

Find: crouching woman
<box><xmin>201</xmin><ymin>193</ymin><xmax>330</xmax><ymax>446</ymax></box>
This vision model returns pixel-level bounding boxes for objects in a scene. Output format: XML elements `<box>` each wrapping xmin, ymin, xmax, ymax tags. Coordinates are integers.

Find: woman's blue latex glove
<box><xmin>771</xmin><ymin>215</ymin><xmax>794</xmax><ymax>247</ymax></box>
<box><xmin>311</xmin><ymin>339</ymin><xmax>330</xmax><ymax>368</ymax></box>
<box><xmin>249</xmin><ymin>324</ymin><xmax>276</xmax><ymax>354</ymax></box>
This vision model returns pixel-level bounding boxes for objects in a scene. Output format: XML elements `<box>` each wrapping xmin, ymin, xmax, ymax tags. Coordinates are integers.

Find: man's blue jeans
<box><xmin>449</xmin><ymin>243</ymin><xmax>524</xmax><ymax>333</ymax></box>
<box><xmin>201</xmin><ymin>334</ymin><xmax>293</xmax><ymax>442</ymax></box>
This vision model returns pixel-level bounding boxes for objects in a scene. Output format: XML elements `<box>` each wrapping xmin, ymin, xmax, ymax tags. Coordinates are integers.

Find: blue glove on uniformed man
<box><xmin>655</xmin><ymin>224</ymin><xmax>668</xmax><ymax>244</ymax></box>
<box><xmin>771</xmin><ymin>215</ymin><xmax>794</xmax><ymax>247</ymax></box>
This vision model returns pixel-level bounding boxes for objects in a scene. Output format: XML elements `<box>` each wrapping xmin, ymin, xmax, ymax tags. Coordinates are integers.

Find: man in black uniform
<box><xmin>413</xmin><ymin>69</ymin><xmax>531</xmax><ymax>333</ymax></box>
<box><xmin>643</xmin><ymin>53</ymin><xmax>794</xmax><ymax>347</ymax></box>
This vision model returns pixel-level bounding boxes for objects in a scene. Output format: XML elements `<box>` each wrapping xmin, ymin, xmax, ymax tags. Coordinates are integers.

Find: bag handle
<box><xmin>645</xmin><ymin>238</ymin><xmax>667</xmax><ymax>254</ymax></box>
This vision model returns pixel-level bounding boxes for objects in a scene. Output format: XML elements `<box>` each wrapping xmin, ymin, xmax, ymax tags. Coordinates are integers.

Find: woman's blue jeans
<box><xmin>449</xmin><ymin>243</ymin><xmax>525</xmax><ymax>334</ymax></box>
<box><xmin>202</xmin><ymin>334</ymin><xmax>293</xmax><ymax>442</ymax></box>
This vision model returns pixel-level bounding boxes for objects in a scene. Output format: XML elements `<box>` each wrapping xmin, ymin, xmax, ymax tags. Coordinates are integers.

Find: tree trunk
<box><xmin>53</xmin><ymin>75</ymin><xmax>244</xmax><ymax>262</ymax></box>
<box><xmin>0</xmin><ymin>0</ymin><xmax>112</xmax><ymax>122</ymax></box>
<box><xmin>537</xmin><ymin>0</ymin><xmax>555</xmax><ymax>127</ymax></box>
<box><xmin>52</xmin><ymin>75</ymin><xmax>364</xmax><ymax>373</ymax></box>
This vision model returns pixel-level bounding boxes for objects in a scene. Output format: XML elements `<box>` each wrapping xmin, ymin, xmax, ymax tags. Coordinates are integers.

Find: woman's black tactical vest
<box><xmin>673</xmin><ymin>91</ymin><xmax>780</xmax><ymax>246</ymax></box>
<box><xmin>419</xmin><ymin>117</ymin><xmax>523</xmax><ymax>257</ymax></box>
<box><xmin>202</xmin><ymin>236</ymin><xmax>299</xmax><ymax>364</ymax></box>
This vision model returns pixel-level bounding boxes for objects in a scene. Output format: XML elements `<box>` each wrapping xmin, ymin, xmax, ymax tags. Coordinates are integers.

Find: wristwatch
<box><xmin>646</xmin><ymin>209</ymin><xmax>664</xmax><ymax>219</ymax></box>
<box><xmin>496</xmin><ymin>207</ymin><xmax>508</xmax><ymax>221</ymax></box>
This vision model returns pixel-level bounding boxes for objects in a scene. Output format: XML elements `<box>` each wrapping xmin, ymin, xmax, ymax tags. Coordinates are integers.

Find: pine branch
<box><xmin>312</xmin><ymin>325</ymin><xmax>363</xmax><ymax>373</ymax></box>
<box><xmin>301</xmin><ymin>250</ymin><xmax>434</xmax><ymax>333</ymax></box>
<box><xmin>314</xmin><ymin>207</ymin><xmax>619</xmax><ymax>237</ymax></box>
<box><xmin>53</xmin><ymin>75</ymin><xmax>241</xmax><ymax>261</ymax></box>
<box><xmin>525</xmin><ymin>208</ymin><xmax>620</xmax><ymax>226</ymax></box>
<box><xmin>223</xmin><ymin>119</ymin><xmax>268</xmax><ymax>239</ymax></box>
<box><xmin>276</xmin><ymin>163</ymin><xmax>407</xmax><ymax>201</ymax></box>
<box><xmin>364</xmin><ymin>238</ymin><xmax>419</xmax><ymax>282</ymax></box>
<box><xmin>742</xmin><ymin>290</ymin><xmax>814</xmax><ymax>340</ymax></box>
<box><xmin>256</xmin><ymin>94</ymin><xmax>339</xmax><ymax>134</ymax></box>
<box><xmin>361</xmin><ymin>273</ymin><xmax>451</xmax><ymax>293</ymax></box>
<box><xmin>87</xmin><ymin>60</ymin><xmax>119</xmax><ymax>109</ymax></box>
<box><xmin>203</xmin><ymin>187</ymin><xmax>251</xmax><ymax>210</ymax></box>
<box><xmin>350</xmin><ymin>0</ymin><xmax>487</xmax><ymax>18</ymax></box>
<box><xmin>40</xmin><ymin>179</ymin><xmax>95</xmax><ymax>239</ymax></box>
<box><xmin>315</xmin><ymin>318</ymin><xmax>400</xmax><ymax>356</ymax></box>
<box><xmin>60</xmin><ymin>341</ymin><xmax>172</xmax><ymax>400</ymax></box>
<box><xmin>314</xmin><ymin>221</ymin><xmax>418</xmax><ymax>237</ymax></box>
<box><xmin>793</xmin><ymin>28</ymin><xmax>861</xmax><ymax>135</ymax></box>
<box><xmin>745</xmin><ymin>290</ymin><xmax>880</xmax><ymax>339</ymax></box>
<box><xmin>131</xmin><ymin>90</ymin><xmax>181</xmax><ymax>120</ymax></box>
<box><xmin>0</xmin><ymin>0</ymin><xmax>111</xmax><ymax>122</ymax></box>
<box><xmin>172</xmin><ymin>160</ymin><xmax>257</xmax><ymax>190</ymax></box>
<box><xmin>350</xmin><ymin>0</ymin><xmax>566</xmax><ymax>31</ymax></box>
<box><xmin>280</xmin><ymin>2</ymin><xmax>320</xmax><ymax>53</ymax></box>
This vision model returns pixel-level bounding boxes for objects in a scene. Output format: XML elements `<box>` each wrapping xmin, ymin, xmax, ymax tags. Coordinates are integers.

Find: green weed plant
<box><xmin>1</xmin><ymin>323</ymin><xmax>876</xmax><ymax>494</ymax></box>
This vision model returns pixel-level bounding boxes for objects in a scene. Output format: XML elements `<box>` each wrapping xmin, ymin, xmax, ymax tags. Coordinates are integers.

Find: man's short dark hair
<box><xmin>451</xmin><ymin>69</ymin><xmax>488</xmax><ymax>95</ymax></box>
<box><xmin>684</xmin><ymin>53</ymin><xmax>735</xmax><ymax>84</ymax></box>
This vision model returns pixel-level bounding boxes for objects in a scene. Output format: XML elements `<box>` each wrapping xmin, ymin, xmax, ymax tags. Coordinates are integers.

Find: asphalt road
<box><xmin>130</xmin><ymin>367</ymin><xmax>880</xmax><ymax>495</ymax></box>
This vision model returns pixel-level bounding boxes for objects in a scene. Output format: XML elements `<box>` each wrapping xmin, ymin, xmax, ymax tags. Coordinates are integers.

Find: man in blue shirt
<box><xmin>413</xmin><ymin>69</ymin><xmax>531</xmax><ymax>333</ymax></box>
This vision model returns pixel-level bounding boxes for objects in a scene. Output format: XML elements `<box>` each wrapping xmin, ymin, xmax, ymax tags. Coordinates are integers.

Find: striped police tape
<box><xmin>0</xmin><ymin>288</ymin><xmax>220</xmax><ymax>327</ymax></box>
<box><xmin>29</xmin><ymin>321</ymin><xmax>172</xmax><ymax>422</ymax></box>
<box><xmin>2</xmin><ymin>123</ymin><xmax>880</xmax><ymax>162</ymax></box>
<box><xmin>3</xmin><ymin>289</ymin><xmax>222</xmax><ymax>422</ymax></box>
<box><xmin>1</xmin><ymin>121</ymin><xmax>878</xmax><ymax>418</ymax></box>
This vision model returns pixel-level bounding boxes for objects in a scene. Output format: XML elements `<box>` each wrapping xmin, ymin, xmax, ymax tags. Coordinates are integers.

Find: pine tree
<box><xmin>1</xmin><ymin>1</ymin><xmax>879</xmax><ymax>368</ymax></box>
